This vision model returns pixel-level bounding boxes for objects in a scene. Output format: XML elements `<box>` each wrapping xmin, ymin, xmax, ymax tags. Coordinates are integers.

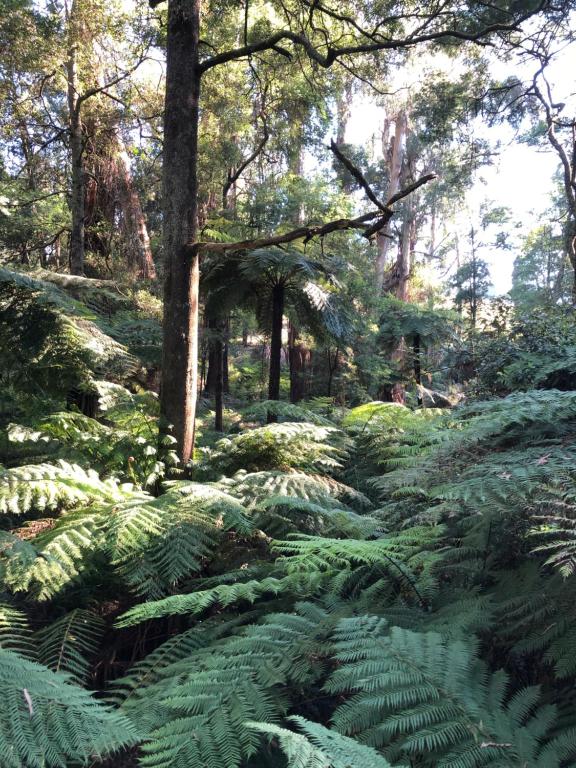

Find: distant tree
<box><xmin>449</xmin><ymin>237</ymin><xmax>492</xmax><ymax>327</ymax></box>
<box><xmin>511</xmin><ymin>222</ymin><xmax>569</xmax><ymax>308</ymax></box>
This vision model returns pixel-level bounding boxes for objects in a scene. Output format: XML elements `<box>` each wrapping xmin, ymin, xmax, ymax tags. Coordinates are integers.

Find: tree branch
<box><xmin>329</xmin><ymin>139</ymin><xmax>386</xmax><ymax>211</ymax></box>
<box><xmin>190</xmin><ymin>172</ymin><xmax>436</xmax><ymax>255</ymax></box>
<box><xmin>198</xmin><ymin>2</ymin><xmax>548</xmax><ymax>74</ymax></box>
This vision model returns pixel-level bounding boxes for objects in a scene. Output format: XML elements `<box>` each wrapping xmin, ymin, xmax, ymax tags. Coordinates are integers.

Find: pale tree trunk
<box><xmin>376</xmin><ymin>111</ymin><xmax>407</xmax><ymax>292</ymax></box>
<box><xmin>396</xmin><ymin>201</ymin><xmax>415</xmax><ymax>301</ymax></box>
<box><xmin>566</xmin><ymin>220</ymin><xmax>576</xmax><ymax>303</ymax></box>
<box><xmin>159</xmin><ymin>0</ymin><xmax>201</xmax><ymax>463</ymax></box>
<box><xmin>114</xmin><ymin>134</ymin><xmax>157</xmax><ymax>280</ymax></box>
<box><xmin>336</xmin><ymin>85</ymin><xmax>352</xmax><ymax>145</ymax></box>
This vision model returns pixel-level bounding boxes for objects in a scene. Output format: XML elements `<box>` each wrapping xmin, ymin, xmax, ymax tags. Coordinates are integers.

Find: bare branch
<box><xmin>223</xmin><ymin>127</ymin><xmax>269</xmax><ymax>208</ymax></box>
<box><xmin>330</xmin><ymin>139</ymin><xmax>386</xmax><ymax>211</ymax></box>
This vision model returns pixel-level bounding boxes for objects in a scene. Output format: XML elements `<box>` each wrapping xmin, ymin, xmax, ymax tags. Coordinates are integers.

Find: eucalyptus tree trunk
<box><xmin>376</xmin><ymin>111</ymin><xmax>407</xmax><ymax>292</ymax></box>
<box><xmin>267</xmin><ymin>283</ymin><xmax>285</xmax><ymax>419</ymax></box>
<box><xmin>396</xmin><ymin>203</ymin><xmax>415</xmax><ymax>301</ymax></box>
<box><xmin>159</xmin><ymin>0</ymin><xmax>201</xmax><ymax>462</ymax></box>
<box><xmin>113</xmin><ymin>135</ymin><xmax>157</xmax><ymax>280</ymax></box>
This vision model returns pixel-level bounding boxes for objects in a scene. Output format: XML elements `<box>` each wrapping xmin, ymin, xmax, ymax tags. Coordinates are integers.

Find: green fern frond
<box><xmin>0</xmin><ymin>602</ymin><xmax>34</xmax><ymax>657</ymax></box>
<box><xmin>219</xmin><ymin>470</ymin><xmax>372</xmax><ymax>511</ymax></box>
<box><xmin>205</xmin><ymin>422</ymin><xmax>348</xmax><ymax>476</ymax></box>
<box><xmin>0</xmin><ymin>648</ymin><xmax>138</xmax><ymax>767</ymax></box>
<box><xmin>0</xmin><ymin>460</ymin><xmax>139</xmax><ymax>517</ymax></box>
<box><xmin>249</xmin><ymin>716</ymin><xmax>400</xmax><ymax>768</ymax></box>
<box><xmin>36</xmin><ymin>608</ymin><xmax>104</xmax><ymax>683</ymax></box>
<box><xmin>116</xmin><ymin>572</ymin><xmax>321</xmax><ymax>627</ymax></box>
<box><xmin>327</xmin><ymin>617</ymin><xmax>569</xmax><ymax>767</ymax></box>
<box><xmin>243</xmin><ymin>400</ymin><xmax>336</xmax><ymax>427</ymax></box>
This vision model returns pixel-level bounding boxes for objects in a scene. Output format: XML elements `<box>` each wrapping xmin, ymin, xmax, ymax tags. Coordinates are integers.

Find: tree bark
<box><xmin>203</xmin><ymin>316</ymin><xmax>218</xmax><ymax>396</ymax></box>
<box><xmin>326</xmin><ymin>346</ymin><xmax>339</xmax><ymax>397</ymax></box>
<box><xmin>214</xmin><ymin>325</ymin><xmax>223</xmax><ymax>432</ymax></box>
<box><xmin>114</xmin><ymin>134</ymin><xmax>157</xmax><ymax>280</ymax></box>
<box><xmin>376</xmin><ymin>111</ymin><xmax>406</xmax><ymax>292</ymax></box>
<box><xmin>396</xmin><ymin>203</ymin><xmax>415</xmax><ymax>301</ymax></box>
<box><xmin>159</xmin><ymin>0</ymin><xmax>201</xmax><ymax>463</ymax></box>
<box><xmin>67</xmin><ymin>18</ymin><xmax>85</xmax><ymax>276</ymax></box>
<box><xmin>222</xmin><ymin>315</ymin><xmax>230</xmax><ymax>394</ymax></box>
<box><xmin>288</xmin><ymin>322</ymin><xmax>309</xmax><ymax>403</ymax></box>
<box><xmin>413</xmin><ymin>332</ymin><xmax>422</xmax><ymax>406</ymax></box>
<box><xmin>267</xmin><ymin>282</ymin><xmax>285</xmax><ymax>419</ymax></box>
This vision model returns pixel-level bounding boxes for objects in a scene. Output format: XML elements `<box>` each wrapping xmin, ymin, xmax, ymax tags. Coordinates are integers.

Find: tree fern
<box><xmin>248</xmin><ymin>716</ymin><xmax>399</xmax><ymax>768</ymax></box>
<box><xmin>121</xmin><ymin>603</ymin><xmax>336</xmax><ymax>768</ymax></box>
<box><xmin>35</xmin><ymin>608</ymin><xmax>104</xmax><ymax>683</ymax></box>
<box><xmin>203</xmin><ymin>422</ymin><xmax>348</xmax><ymax>476</ymax></box>
<box><xmin>0</xmin><ymin>648</ymin><xmax>138</xmax><ymax>767</ymax></box>
<box><xmin>219</xmin><ymin>470</ymin><xmax>372</xmax><ymax>511</ymax></box>
<box><xmin>327</xmin><ymin>616</ymin><xmax>575</xmax><ymax>767</ymax></box>
<box><xmin>0</xmin><ymin>460</ymin><xmax>141</xmax><ymax>517</ymax></box>
<box><xmin>0</xmin><ymin>602</ymin><xmax>33</xmax><ymax>657</ymax></box>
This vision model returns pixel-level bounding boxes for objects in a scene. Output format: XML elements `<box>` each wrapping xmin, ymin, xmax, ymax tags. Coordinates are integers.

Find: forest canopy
<box><xmin>1</xmin><ymin>0</ymin><xmax>576</xmax><ymax>766</ymax></box>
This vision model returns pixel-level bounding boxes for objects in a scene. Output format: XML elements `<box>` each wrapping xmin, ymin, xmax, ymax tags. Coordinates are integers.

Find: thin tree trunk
<box><xmin>204</xmin><ymin>316</ymin><xmax>217</xmax><ymax>396</ymax></box>
<box><xmin>327</xmin><ymin>346</ymin><xmax>339</xmax><ymax>397</ymax></box>
<box><xmin>159</xmin><ymin>0</ymin><xmax>201</xmax><ymax>463</ymax></box>
<box><xmin>222</xmin><ymin>315</ymin><xmax>230</xmax><ymax>394</ymax></box>
<box><xmin>267</xmin><ymin>283</ymin><xmax>285</xmax><ymax>419</ymax></box>
<box><xmin>214</xmin><ymin>326</ymin><xmax>223</xmax><ymax>432</ymax></box>
<box><xmin>396</xmin><ymin>207</ymin><xmax>414</xmax><ymax>301</ymax></box>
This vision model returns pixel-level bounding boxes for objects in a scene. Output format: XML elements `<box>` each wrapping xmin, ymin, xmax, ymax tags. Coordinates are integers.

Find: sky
<box><xmin>345</xmin><ymin>41</ymin><xmax>576</xmax><ymax>295</ymax></box>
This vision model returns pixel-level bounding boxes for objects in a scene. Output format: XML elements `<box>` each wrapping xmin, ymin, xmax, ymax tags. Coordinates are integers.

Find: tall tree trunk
<box><xmin>396</xmin><ymin>204</ymin><xmax>415</xmax><ymax>301</ymax></box>
<box><xmin>204</xmin><ymin>316</ymin><xmax>218</xmax><ymax>396</ymax></box>
<box><xmin>376</xmin><ymin>111</ymin><xmax>406</xmax><ymax>292</ymax></box>
<box><xmin>326</xmin><ymin>346</ymin><xmax>339</xmax><ymax>397</ymax></box>
<box><xmin>288</xmin><ymin>322</ymin><xmax>307</xmax><ymax>403</ymax></box>
<box><xmin>566</xmin><ymin>220</ymin><xmax>576</xmax><ymax>303</ymax></box>
<box><xmin>114</xmin><ymin>134</ymin><xmax>157</xmax><ymax>279</ymax></box>
<box><xmin>413</xmin><ymin>332</ymin><xmax>422</xmax><ymax>405</ymax></box>
<box><xmin>67</xmin><ymin>20</ymin><xmax>85</xmax><ymax>276</ymax></box>
<box><xmin>159</xmin><ymin>0</ymin><xmax>201</xmax><ymax>463</ymax></box>
<box><xmin>267</xmin><ymin>282</ymin><xmax>285</xmax><ymax>418</ymax></box>
<box><xmin>222</xmin><ymin>315</ymin><xmax>230</xmax><ymax>394</ymax></box>
<box><xmin>336</xmin><ymin>81</ymin><xmax>352</xmax><ymax>146</ymax></box>
<box><xmin>214</xmin><ymin>324</ymin><xmax>223</xmax><ymax>432</ymax></box>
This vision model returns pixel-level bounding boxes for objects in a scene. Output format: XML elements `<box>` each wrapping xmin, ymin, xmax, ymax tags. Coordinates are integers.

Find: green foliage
<box><xmin>0</xmin><ymin>459</ymin><xmax>135</xmax><ymax>517</ymax></box>
<box><xmin>469</xmin><ymin>303</ymin><xmax>576</xmax><ymax>395</ymax></box>
<box><xmin>248</xmin><ymin>716</ymin><xmax>398</xmax><ymax>768</ymax></box>
<box><xmin>201</xmin><ymin>422</ymin><xmax>348</xmax><ymax>476</ymax></box>
<box><xmin>0</xmin><ymin>648</ymin><xmax>138</xmax><ymax>767</ymax></box>
<box><xmin>36</xmin><ymin>608</ymin><xmax>104</xmax><ymax>682</ymax></box>
<box><xmin>327</xmin><ymin>617</ymin><xmax>575</xmax><ymax>767</ymax></box>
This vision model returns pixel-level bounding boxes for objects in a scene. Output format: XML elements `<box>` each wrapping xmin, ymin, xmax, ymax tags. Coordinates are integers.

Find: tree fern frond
<box><xmin>0</xmin><ymin>601</ymin><xmax>34</xmax><ymax>657</ymax></box>
<box><xmin>36</xmin><ymin>608</ymin><xmax>104</xmax><ymax>683</ymax></box>
<box><xmin>0</xmin><ymin>460</ymin><xmax>139</xmax><ymax>517</ymax></box>
<box><xmin>0</xmin><ymin>648</ymin><xmax>138</xmax><ymax>767</ymax></box>
<box><xmin>243</xmin><ymin>401</ymin><xmax>336</xmax><ymax>427</ymax></box>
